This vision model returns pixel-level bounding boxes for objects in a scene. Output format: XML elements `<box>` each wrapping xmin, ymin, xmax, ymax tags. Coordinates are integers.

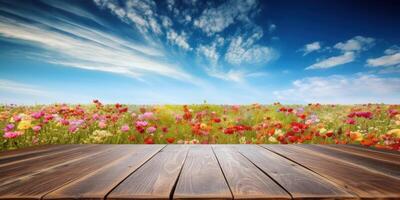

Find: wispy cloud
<box><xmin>366</xmin><ymin>45</ymin><xmax>400</xmax><ymax>67</ymax></box>
<box><xmin>225</xmin><ymin>28</ymin><xmax>277</xmax><ymax>65</ymax></box>
<box><xmin>0</xmin><ymin>2</ymin><xmax>195</xmax><ymax>82</ymax></box>
<box><xmin>306</xmin><ymin>36</ymin><xmax>374</xmax><ymax>70</ymax></box>
<box><xmin>300</xmin><ymin>41</ymin><xmax>321</xmax><ymax>56</ymax></box>
<box><xmin>274</xmin><ymin>74</ymin><xmax>400</xmax><ymax>104</ymax></box>
<box><xmin>0</xmin><ymin>79</ymin><xmax>48</xmax><ymax>96</ymax></box>
<box><xmin>334</xmin><ymin>36</ymin><xmax>375</xmax><ymax>52</ymax></box>
<box><xmin>166</xmin><ymin>30</ymin><xmax>192</xmax><ymax>51</ymax></box>
<box><xmin>193</xmin><ymin>0</ymin><xmax>259</xmax><ymax>36</ymax></box>
<box><xmin>305</xmin><ymin>52</ymin><xmax>355</xmax><ymax>70</ymax></box>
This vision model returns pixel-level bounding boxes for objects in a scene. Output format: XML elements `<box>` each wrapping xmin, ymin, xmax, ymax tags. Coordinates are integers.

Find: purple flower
<box><xmin>4</xmin><ymin>124</ymin><xmax>15</xmax><ymax>132</ymax></box>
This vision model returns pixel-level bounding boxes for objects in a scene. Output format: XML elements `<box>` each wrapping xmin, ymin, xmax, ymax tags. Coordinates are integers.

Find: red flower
<box><xmin>166</xmin><ymin>137</ymin><xmax>175</xmax><ymax>143</ymax></box>
<box><xmin>213</xmin><ymin>118</ymin><xmax>221</xmax><ymax>123</ymax></box>
<box><xmin>162</xmin><ymin>127</ymin><xmax>169</xmax><ymax>133</ymax></box>
<box><xmin>144</xmin><ymin>137</ymin><xmax>154</xmax><ymax>144</ymax></box>
<box><xmin>118</xmin><ymin>107</ymin><xmax>128</xmax><ymax>113</ymax></box>
<box><xmin>128</xmin><ymin>135</ymin><xmax>136</xmax><ymax>142</ymax></box>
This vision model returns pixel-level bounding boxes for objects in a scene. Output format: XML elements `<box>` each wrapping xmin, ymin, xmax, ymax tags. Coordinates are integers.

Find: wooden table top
<box><xmin>0</xmin><ymin>144</ymin><xmax>399</xmax><ymax>200</ymax></box>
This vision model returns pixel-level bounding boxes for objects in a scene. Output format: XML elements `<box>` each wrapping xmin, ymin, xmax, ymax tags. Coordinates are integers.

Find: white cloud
<box><xmin>306</xmin><ymin>36</ymin><xmax>374</xmax><ymax>70</ymax></box>
<box><xmin>367</xmin><ymin>53</ymin><xmax>400</xmax><ymax>67</ymax></box>
<box><xmin>193</xmin><ymin>0</ymin><xmax>258</xmax><ymax>35</ymax></box>
<box><xmin>306</xmin><ymin>52</ymin><xmax>355</xmax><ymax>70</ymax></box>
<box><xmin>274</xmin><ymin>75</ymin><xmax>400</xmax><ymax>104</ymax></box>
<box><xmin>197</xmin><ymin>44</ymin><xmax>219</xmax><ymax>65</ymax></box>
<box><xmin>161</xmin><ymin>16</ymin><xmax>173</xmax><ymax>28</ymax></box>
<box><xmin>377</xmin><ymin>66</ymin><xmax>400</xmax><ymax>74</ymax></box>
<box><xmin>301</xmin><ymin>41</ymin><xmax>321</xmax><ymax>56</ymax></box>
<box><xmin>94</xmin><ymin>0</ymin><xmax>162</xmax><ymax>36</ymax></box>
<box><xmin>384</xmin><ymin>45</ymin><xmax>400</xmax><ymax>55</ymax></box>
<box><xmin>225</xmin><ymin>33</ymin><xmax>277</xmax><ymax>65</ymax></box>
<box><xmin>206</xmin><ymin>69</ymin><xmax>246</xmax><ymax>82</ymax></box>
<box><xmin>334</xmin><ymin>36</ymin><xmax>375</xmax><ymax>52</ymax></box>
<box><xmin>0</xmin><ymin>11</ymin><xmax>193</xmax><ymax>82</ymax></box>
<box><xmin>166</xmin><ymin>30</ymin><xmax>192</xmax><ymax>51</ymax></box>
<box><xmin>0</xmin><ymin>79</ymin><xmax>48</xmax><ymax>96</ymax></box>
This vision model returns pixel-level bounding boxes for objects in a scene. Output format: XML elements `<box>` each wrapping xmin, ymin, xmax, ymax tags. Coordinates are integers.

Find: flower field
<box><xmin>1</xmin><ymin>100</ymin><xmax>399</xmax><ymax>151</ymax></box>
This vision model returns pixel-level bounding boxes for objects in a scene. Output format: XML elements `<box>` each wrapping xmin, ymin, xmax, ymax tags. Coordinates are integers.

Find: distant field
<box><xmin>1</xmin><ymin>100</ymin><xmax>399</xmax><ymax>151</ymax></box>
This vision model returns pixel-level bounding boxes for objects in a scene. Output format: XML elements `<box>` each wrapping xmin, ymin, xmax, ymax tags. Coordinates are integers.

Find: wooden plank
<box><xmin>44</xmin><ymin>145</ymin><xmax>164</xmax><ymax>200</ymax></box>
<box><xmin>161</xmin><ymin>144</ymin><xmax>190</xmax><ymax>152</ymax></box>
<box><xmin>348</xmin><ymin>144</ymin><xmax>400</xmax><ymax>155</ymax></box>
<box><xmin>263</xmin><ymin>144</ymin><xmax>400</xmax><ymax>199</ymax></box>
<box><xmin>107</xmin><ymin>148</ymin><xmax>188</xmax><ymax>200</ymax></box>
<box><xmin>298</xmin><ymin>145</ymin><xmax>400</xmax><ymax>178</ymax></box>
<box><xmin>0</xmin><ymin>144</ymin><xmax>101</xmax><ymax>185</ymax></box>
<box><xmin>0</xmin><ymin>145</ymin><xmax>145</xmax><ymax>200</ymax></box>
<box><xmin>213</xmin><ymin>145</ymin><xmax>290</xmax><ymax>200</ymax></box>
<box><xmin>0</xmin><ymin>144</ymin><xmax>54</xmax><ymax>157</ymax></box>
<box><xmin>329</xmin><ymin>145</ymin><xmax>400</xmax><ymax>164</ymax></box>
<box><xmin>239</xmin><ymin>145</ymin><xmax>353</xmax><ymax>199</ymax></box>
<box><xmin>173</xmin><ymin>145</ymin><xmax>232</xmax><ymax>200</ymax></box>
<box><xmin>0</xmin><ymin>145</ymin><xmax>84</xmax><ymax>165</ymax></box>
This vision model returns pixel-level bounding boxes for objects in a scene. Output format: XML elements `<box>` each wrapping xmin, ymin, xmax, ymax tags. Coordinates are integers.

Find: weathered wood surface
<box><xmin>0</xmin><ymin>144</ymin><xmax>399</xmax><ymax>200</ymax></box>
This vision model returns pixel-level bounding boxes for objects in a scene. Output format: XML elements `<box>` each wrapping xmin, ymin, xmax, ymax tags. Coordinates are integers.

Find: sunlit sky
<box><xmin>0</xmin><ymin>0</ymin><xmax>399</xmax><ymax>104</ymax></box>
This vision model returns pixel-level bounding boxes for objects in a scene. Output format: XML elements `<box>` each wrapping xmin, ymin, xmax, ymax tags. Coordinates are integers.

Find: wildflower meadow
<box><xmin>1</xmin><ymin>100</ymin><xmax>399</xmax><ymax>151</ymax></box>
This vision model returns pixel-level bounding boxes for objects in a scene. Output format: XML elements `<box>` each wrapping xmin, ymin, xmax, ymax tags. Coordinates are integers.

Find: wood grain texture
<box><xmin>173</xmin><ymin>145</ymin><xmax>232</xmax><ymax>200</ymax></box>
<box><xmin>161</xmin><ymin>144</ymin><xmax>190</xmax><ymax>152</ymax></box>
<box><xmin>44</xmin><ymin>145</ymin><xmax>165</xmax><ymax>200</ymax></box>
<box><xmin>0</xmin><ymin>145</ymin><xmax>136</xmax><ymax>200</ymax></box>
<box><xmin>348</xmin><ymin>144</ymin><xmax>400</xmax><ymax>155</ymax></box>
<box><xmin>0</xmin><ymin>145</ymin><xmax>84</xmax><ymax>166</ymax></box>
<box><xmin>327</xmin><ymin>145</ymin><xmax>400</xmax><ymax>164</ymax></box>
<box><xmin>213</xmin><ymin>145</ymin><xmax>290</xmax><ymax>200</ymax></box>
<box><xmin>263</xmin><ymin>144</ymin><xmax>400</xmax><ymax>199</ymax></box>
<box><xmin>239</xmin><ymin>145</ymin><xmax>354</xmax><ymax>199</ymax></box>
<box><xmin>299</xmin><ymin>145</ymin><xmax>400</xmax><ymax>178</ymax></box>
<box><xmin>0</xmin><ymin>144</ymin><xmax>399</xmax><ymax>200</ymax></box>
<box><xmin>0</xmin><ymin>144</ymin><xmax>100</xmax><ymax>185</ymax></box>
<box><xmin>108</xmin><ymin>149</ymin><xmax>187</xmax><ymax>200</ymax></box>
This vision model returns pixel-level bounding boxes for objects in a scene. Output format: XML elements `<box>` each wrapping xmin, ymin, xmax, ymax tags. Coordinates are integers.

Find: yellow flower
<box><xmin>319</xmin><ymin>128</ymin><xmax>327</xmax><ymax>135</ymax></box>
<box><xmin>387</xmin><ymin>129</ymin><xmax>400</xmax><ymax>138</ymax></box>
<box><xmin>350</xmin><ymin>131</ymin><xmax>363</xmax><ymax>141</ymax></box>
<box><xmin>17</xmin><ymin>120</ymin><xmax>32</xmax><ymax>130</ymax></box>
<box><xmin>268</xmin><ymin>136</ymin><xmax>278</xmax><ymax>143</ymax></box>
<box><xmin>239</xmin><ymin>136</ymin><xmax>247</xmax><ymax>144</ymax></box>
<box><xmin>200</xmin><ymin>123</ymin><xmax>207</xmax><ymax>129</ymax></box>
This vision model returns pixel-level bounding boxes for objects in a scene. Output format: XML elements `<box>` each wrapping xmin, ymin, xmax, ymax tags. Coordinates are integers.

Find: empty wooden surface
<box><xmin>263</xmin><ymin>144</ymin><xmax>400</xmax><ymax>199</ymax></box>
<box><xmin>1</xmin><ymin>144</ymin><xmax>399</xmax><ymax>200</ymax></box>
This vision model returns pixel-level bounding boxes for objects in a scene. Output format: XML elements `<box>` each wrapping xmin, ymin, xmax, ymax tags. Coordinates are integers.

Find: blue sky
<box><xmin>0</xmin><ymin>0</ymin><xmax>400</xmax><ymax>104</ymax></box>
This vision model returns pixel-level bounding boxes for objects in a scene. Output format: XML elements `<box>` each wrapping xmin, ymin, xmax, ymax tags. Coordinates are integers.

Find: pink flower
<box><xmin>32</xmin><ymin>125</ymin><xmax>41</xmax><ymax>132</ymax></box>
<box><xmin>121</xmin><ymin>124</ymin><xmax>130</xmax><ymax>132</ymax></box>
<box><xmin>4</xmin><ymin>124</ymin><xmax>14</xmax><ymax>132</ymax></box>
<box><xmin>146</xmin><ymin>126</ymin><xmax>156</xmax><ymax>133</ymax></box>
<box><xmin>3</xmin><ymin>131</ymin><xmax>21</xmax><ymax>139</ymax></box>
<box><xmin>138</xmin><ymin>112</ymin><xmax>154</xmax><ymax>120</ymax></box>
<box><xmin>60</xmin><ymin>119</ymin><xmax>70</xmax><ymax>126</ymax></box>
<box><xmin>13</xmin><ymin>115</ymin><xmax>22</xmax><ymax>122</ymax></box>
<box><xmin>68</xmin><ymin>125</ymin><xmax>78</xmax><ymax>133</ymax></box>
<box><xmin>31</xmin><ymin>111</ymin><xmax>44</xmax><ymax>119</ymax></box>
<box><xmin>44</xmin><ymin>114</ymin><xmax>54</xmax><ymax>121</ymax></box>
<box><xmin>92</xmin><ymin>113</ymin><xmax>100</xmax><ymax>120</ymax></box>
<box><xmin>98</xmin><ymin>120</ymin><xmax>107</xmax><ymax>129</ymax></box>
<box><xmin>135</xmin><ymin>120</ymin><xmax>148</xmax><ymax>127</ymax></box>
<box><xmin>175</xmin><ymin>114</ymin><xmax>183</xmax><ymax>122</ymax></box>
<box><xmin>345</xmin><ymin>118</ymin><xmax>356</xmax><ymax>125</ymax></box>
